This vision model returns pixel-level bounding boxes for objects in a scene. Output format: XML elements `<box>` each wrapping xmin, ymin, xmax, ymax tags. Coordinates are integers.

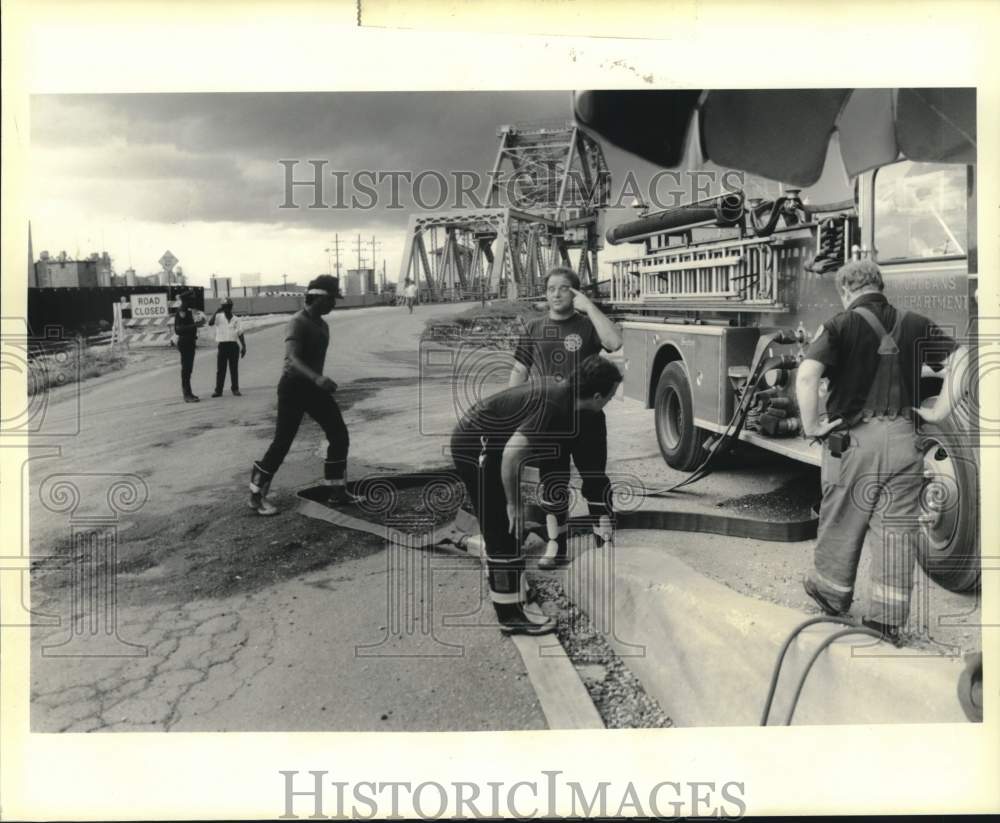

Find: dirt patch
<box><xmin>420</xmin><ymin>311</ymin><xmax>530</xmax><ymax>351</ymax></box>
<box><xmin>30</xmin><ymin>489</ymin><xmax>387</xmax><ymax>607</ymax></box>
<box><xmin>300</xmin><ymin>475</ymin><xmax>468</xmax><ymax>532</ymax></box>
<box><xmin>531</xmin><ymin>577</ymin><xmax>673</xmax><ymax>729</ymax></box>
<box><xmin>717</xmin><ymin>472</ymin><xmax>821</xmax><ymax>521</ymax></box>
<box><xmin>351</xmin><ymin>407</ymin><xmax>395</xmax><ymax>424</ymax></box>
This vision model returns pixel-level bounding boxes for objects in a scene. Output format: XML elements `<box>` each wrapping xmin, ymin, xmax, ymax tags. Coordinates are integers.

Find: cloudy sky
<box><xmin>30</xmin><ymin>92</ymin><xmax>851</xmax><ymax>288</ymax></box>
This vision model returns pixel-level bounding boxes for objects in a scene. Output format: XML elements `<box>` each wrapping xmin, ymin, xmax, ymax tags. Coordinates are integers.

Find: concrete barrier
<box><xmin>570</xmin><ymin>539</ymin><xmax>970</xmax><ymax>726</ymax></box>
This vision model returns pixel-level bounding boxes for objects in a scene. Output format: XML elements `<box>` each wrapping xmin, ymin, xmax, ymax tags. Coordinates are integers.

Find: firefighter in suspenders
<box><xmin>796</xmin><ymin>260</ymin><xmax>969</xmax><ymax>645</ymax></box>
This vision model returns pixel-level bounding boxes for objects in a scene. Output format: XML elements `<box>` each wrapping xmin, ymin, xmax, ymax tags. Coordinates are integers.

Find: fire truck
<box><xmin>604</xmin><ymin>160</ymin><xmax>978</xmax><ymax>592</ymax></box>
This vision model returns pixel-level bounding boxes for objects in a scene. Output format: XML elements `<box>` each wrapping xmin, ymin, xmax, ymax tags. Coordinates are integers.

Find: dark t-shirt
<box><xmin>282</xmin><ymin>310</ymin><xmax>329</xmax><ymax>380</ymax></box>
<box><xmin>805</xmin><ymin>292</ymin><xmax>956</xmax><ymax>419</ymax></box>
<box><xmin>513</xmin><ymin>313</ymin><xmax>604</xmax><ymax>383</ymax></box>
<box><xmin>173</xmin><ymin>308</ymin><xmax>198</xmax><ymax>344</ymax></box>
<box><xmin>456</xmin><ymin>380</ymin><xmax>577</xmax><ymax>472</ymax></box>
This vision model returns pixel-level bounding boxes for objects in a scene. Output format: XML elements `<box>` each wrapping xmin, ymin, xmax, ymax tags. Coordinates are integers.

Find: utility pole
<box><xmin>353</xmin><ymin>234</ymin><xmax>369</xmax><ymax>294</ymax></box>
<box><xmin>370</xmin><ymin>235</ymin><xmax>383</xmax><ymax>293</ymax></box>
<box><xmin>325</xmin><ymin>235</ymin><xmax>343</xmax><ymax>279</ymax></box>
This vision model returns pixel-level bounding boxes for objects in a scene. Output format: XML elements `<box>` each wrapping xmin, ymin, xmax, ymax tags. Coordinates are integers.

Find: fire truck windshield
<box><xmin>873</xmin><ymin>161</ymin><xmax>968</xmax><ymax>261</ymax></box>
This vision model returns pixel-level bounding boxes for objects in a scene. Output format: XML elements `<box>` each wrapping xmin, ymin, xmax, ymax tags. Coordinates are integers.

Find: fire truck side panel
<box><xmin>623</xmin><ymin>322</ymin><xmax>759</xmax><ymax>426</ymax></box>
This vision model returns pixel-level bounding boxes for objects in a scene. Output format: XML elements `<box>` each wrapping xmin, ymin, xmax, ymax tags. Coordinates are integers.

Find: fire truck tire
<box><xmin>915</xmin><ymin>422</ymin><xmax>979</xmax><ymax>593</ymax></box>
<box><xmin>654</xmin><ymin>361</ymin><xmax>709</xmax><ymax>473</ymax></box>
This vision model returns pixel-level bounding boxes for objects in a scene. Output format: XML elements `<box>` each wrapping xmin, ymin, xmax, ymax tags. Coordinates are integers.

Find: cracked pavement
<box><xmin>28</xmin><ymin>305</ymin><xmax>547</xmax><ymax>732</ymax></box>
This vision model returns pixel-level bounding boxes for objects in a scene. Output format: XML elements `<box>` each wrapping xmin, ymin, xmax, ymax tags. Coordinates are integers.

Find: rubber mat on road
<box><xmin>297</xmin><ymin>473</ymin><xmax>818</xmax><ymax>547</ymax></box>
<box><xmin>297</xmin><ymin>473</ymin><xmax>478</xmax><ymax>552</ymax></box>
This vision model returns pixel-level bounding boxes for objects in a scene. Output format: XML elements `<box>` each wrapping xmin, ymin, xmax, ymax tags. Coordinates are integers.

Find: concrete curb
<box><xmin>571</xmin><ymin>537</ymin><xmax>970</xmax><ymax>726</ymax></box>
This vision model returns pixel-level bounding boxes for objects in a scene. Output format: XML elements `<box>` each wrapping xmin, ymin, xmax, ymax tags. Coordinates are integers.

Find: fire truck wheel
<box><xmin>915</xmin><ymin>424</ymin><xmax>979</xmax><ymax>593</ymax></box>
<box><xmin>654</xmin><ymin>361</ymin><xmax>709</xmax><ymax>473</ymax></box>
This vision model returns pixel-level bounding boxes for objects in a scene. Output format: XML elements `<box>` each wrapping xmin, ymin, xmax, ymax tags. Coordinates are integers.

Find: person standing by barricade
<box><xmin>173</xmin><ymin>291</ymin><xmax>206</xmax><ymax>403</ymax></box>
<box><xmin>797</xmin><ymin>259</ymin><xmax>968</xmax><ymax>645</ymax></box>
<box><xmin>209</xmin><ymin>298</ymin><xmax>246</xmax><ymax>397</ymax></box>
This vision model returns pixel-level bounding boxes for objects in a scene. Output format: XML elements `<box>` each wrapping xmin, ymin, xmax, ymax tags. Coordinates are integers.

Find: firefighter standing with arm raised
<box><xmin>209</xmin><ymin>297</ymin><xmax>247</xmax><ymax>397</ymax></box>
<box><xmin>797</xmin><ymin>260</ymin><xmax>968</xmax><ymax>645</ymax></box>
<box><xmin>509</xmin><ymin>266</ymin><xmax>622</xmax><ymax>569</ymax></box>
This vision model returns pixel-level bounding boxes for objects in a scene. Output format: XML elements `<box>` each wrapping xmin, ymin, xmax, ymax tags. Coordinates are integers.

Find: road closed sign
<box><xmin>131</xmin><ymin>293</ymin><xmax>169</xmax><ymax>318</ymax></box>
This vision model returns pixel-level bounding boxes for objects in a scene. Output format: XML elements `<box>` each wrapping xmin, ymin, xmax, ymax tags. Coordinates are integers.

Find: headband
<box><xmin>306</xmin><ymin>288</ymin><xmax>333</xmax><ymax>295</ymax></box>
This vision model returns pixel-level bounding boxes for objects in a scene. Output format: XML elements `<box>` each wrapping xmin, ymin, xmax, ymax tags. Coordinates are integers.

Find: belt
<box><xmin>844</xmin><ymin>408</ymin><xmax>915</xmax><ymax>428</ymax></box>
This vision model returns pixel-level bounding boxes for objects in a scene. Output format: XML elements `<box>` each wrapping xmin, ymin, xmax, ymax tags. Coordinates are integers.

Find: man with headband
<box><xmin>249</xmin><ymin>275</ymin><xmax>363</xmax><ymax>515</ymax></box>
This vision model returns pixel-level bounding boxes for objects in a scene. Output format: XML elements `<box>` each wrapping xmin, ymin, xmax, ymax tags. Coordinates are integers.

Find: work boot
<box><xmin>324</xmin><ymin>484</ymin><xmax>366</xmax><ymax>506</ymax></box>
<box><xmin>211</xmin><ymin>390</ymin><xmax>223</xmax><ymax>398</ymax></box>
<box><xmin>862</xmin><ymin>618</ymin><xmax>904</xmax><ymax>648</ymax></box>
<box><xmin>495</xmin><ymin>603</ymin><xmax>556</xmax><ymax>636</ymax></box>
<box><xmin>232</xmin><ymin>388</ymin><xmax>242</xmax><ymax>396</ymax></box>
<box><xmin>249</xmin><ymin>462</ymin><xmax>278</xmax><ymax>516</ymax></box>
<box><xmin>249</xmin><ymin>492</ymin><xmax>278</xmax><ymax>516</ymax></box>
<box><xmin>802</xmin><ymin>577</ymin><xmax>847</xmax><ymax>617</ymax></box>
<box><xmin>184</xmin><ymin>394</ymin><xmax>200</xmax><ymax>403</ymax></box>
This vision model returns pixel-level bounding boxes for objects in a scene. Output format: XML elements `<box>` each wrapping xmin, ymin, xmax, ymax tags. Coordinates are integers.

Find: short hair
<box><xmin>573</xmin><ymin>354</ymin><xmax>622</xmax><ymax>399</ymax></box>
<box><xmin>306</xmin><ymin>275</ymin><xmax>341</xmax><ymax>304</ymax></box>
<box><xmin>836</xmin><ymin>260</ymin><xmax>884</xmax><ymax>293</ymax></box>
<box><xmin>546</xmin><ymin>266</ymin><xmax>581</xmax><ymax>291</ymax></box>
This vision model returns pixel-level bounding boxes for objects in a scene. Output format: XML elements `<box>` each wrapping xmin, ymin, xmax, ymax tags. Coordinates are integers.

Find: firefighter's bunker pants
<box><xmin>809</xmin><ymin>417</ymin><xmax>925</xmax><ymax>628</ymax></box>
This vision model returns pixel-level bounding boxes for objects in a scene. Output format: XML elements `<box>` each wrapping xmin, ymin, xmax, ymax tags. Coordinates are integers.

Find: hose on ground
<box><xmin>760</xmin><ymin>617</ymin><xmax>883</xmax><ymax>726</ymax></box>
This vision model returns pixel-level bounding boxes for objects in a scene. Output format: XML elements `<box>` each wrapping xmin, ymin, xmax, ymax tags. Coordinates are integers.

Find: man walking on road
<box><xmin>403</xmin><ymin>278</ymin><xmax>418</xmax><ymax>313</ymax></box>
<box><xmin>452</xmin><ymin>354</ymin><xmax>623</xmax><ymax>635</ymax></box>
<box><xmin>173</xmin><ymin>291</ymin><xmax>206</xmax><ymax>403</ymax></box>
<box><xmin>509</xmin><ymin>266</ymin><xmax>622</xmax><ymax>569</ymax></box>
<box><xmin>249</xmin><ymin>275</ymin><xmax>363</xmax><ymax>516</ymax></box>
<box><xmin>797</xmin><ymin>259</ymin><xmax>968</xmax><ymax>645</ymax></box>
<box><xmin>209</xmin><ymin>298</ymin><xmax>246</xmax><ymax>397</ymax></box>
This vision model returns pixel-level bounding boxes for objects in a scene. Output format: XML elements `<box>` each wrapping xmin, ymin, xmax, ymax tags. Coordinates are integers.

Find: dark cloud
<box><xmin>32</xmin><ymin>91</ymin><xmax>851</xmax><ymax>232</ymax></box>
<box><xmin>31</xmin><ymin>92</ymin><xmax>579</xmax><ymax>226</ymax></box>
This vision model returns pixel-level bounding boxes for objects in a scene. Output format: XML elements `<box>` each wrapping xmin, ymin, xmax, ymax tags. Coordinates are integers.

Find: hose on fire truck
<box><xmin>640</xmin><ymin>330</ymin><xmax>796</xmax><ymax>498</ymax></box>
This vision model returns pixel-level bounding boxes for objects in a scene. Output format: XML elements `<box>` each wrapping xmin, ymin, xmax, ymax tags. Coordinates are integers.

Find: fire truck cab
<box><xmin>609</xmin><ymin>159</ymin><xmax>977</xmax><ymax>592</ymax></box>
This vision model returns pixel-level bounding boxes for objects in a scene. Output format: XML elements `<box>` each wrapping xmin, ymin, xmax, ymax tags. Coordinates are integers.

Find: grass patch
<box><xmin>421</xmin><ymin>299</ymin><xmax>547</xmax><ymax>349</ymax></box>
<box><xmin>28</xmin><ymin>347</ymin><xmax>129</xmax><ymax>396</ymax></box>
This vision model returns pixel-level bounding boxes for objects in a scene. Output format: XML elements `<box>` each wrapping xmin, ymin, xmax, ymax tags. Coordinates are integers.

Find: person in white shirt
<box><xmin>209</xmin><ymin>298</ymin><xmax>247</xmax><ymax>397</ymax></box>
<box><xmin>403</xmin><ymin>279</ymin><xmax>418</xmax><ymax>313</ymax></box>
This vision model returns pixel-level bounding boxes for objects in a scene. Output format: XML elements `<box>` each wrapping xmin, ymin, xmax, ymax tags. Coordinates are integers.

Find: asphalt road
<box><xmin>28</xmin><ymin>303</ymin><xmax>546</xmax><ymax>732</ymax></box>
<box><xmin>26</xmin><ymin>300</ymin><xmax>980</xmax><ymax>732</ymax></box>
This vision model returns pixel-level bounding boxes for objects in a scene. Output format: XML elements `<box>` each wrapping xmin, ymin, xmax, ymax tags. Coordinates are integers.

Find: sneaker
<box><xmin>248</xmin><ymin>492</ymin><xmax>279</xmax><ymax>516</ymax></box>
<box><xmin>325</xmin><ymin>485</ymin><xmax>366</xmax><ymax>506</ymax></box>
<box><xmin>211</xmin><ymin>391</ymin><xmax>222</xmax><ymax>398</ymax></box>
<box><xmin>861</xmin><ymin>618</ymin><xmax>904</xmax><ymax>647</ymax></box>
<box><xmin>803</xmin><ymin>577</ymin><xmax>847</xmax><ymax>617</ymax></box>
<box><xmin>184</xmin><ymin>395</ymin><xmax>200</xmax><ymax>403</ymax></box>
<box><xmin>232</xmin><ymin>389</ymin><xmax>242</xmax><ymax>396</ymax></box>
